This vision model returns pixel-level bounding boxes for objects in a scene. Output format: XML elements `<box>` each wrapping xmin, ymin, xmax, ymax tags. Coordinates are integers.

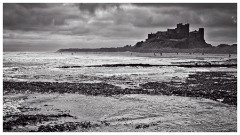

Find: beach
<box><xmin>3</xmin><ymin>52</ymin><xmax>237</xmax><ymax>132</ymax></box>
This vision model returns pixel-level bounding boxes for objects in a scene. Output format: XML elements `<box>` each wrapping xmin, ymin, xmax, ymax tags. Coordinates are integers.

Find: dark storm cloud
<box><xmin>133</xmin><ymin>3</ymin><xmax>236</xmax><ymax>12</ymax></box>
<box><xmin>3</xmin><ymin>3</ymin><xmax>80</xmax><ymax>31</ymax></box>
<box><xmin>17</xmin><ymin>3</ymin><xmax>49</xmax><ymax>9</ymax></box>
<box><xmin>132</xmin><ymin>3</ymin><xmax>237</xmax><ymax>28</ymax></box>
<box><xmin>76</xmin><ymin>3</ymin><xmax>121</xmax><ymax>14</ymax></box>
<box><xmin>3</xmin><ymin>3</ymin><xmax>237</xmax><ymax>32</ymax></box>
<box><xmin>3</xmin><ymin>3</ymin><xmax>237</xmax><ymax>52</ymax></box>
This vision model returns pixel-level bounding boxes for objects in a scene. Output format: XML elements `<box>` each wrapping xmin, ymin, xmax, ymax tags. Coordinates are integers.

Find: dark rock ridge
<box><xmin>217</xmin><ymin>43</ymin><xmax>237</xmax><ymax>48</ymax></box>
<box><xmin>57</xmin><ymin>47</ymin><xmax>237</xmax><ymax>54</ymax></box>
<box><xmin>135</xmin><ymin>23</ymin><xmax>212</xmax><ymax>49</ymax></box>
<box><xmin>57</xmin><ymin>60</ymin><xmax>237</xmax><ymax>68</ymax></box>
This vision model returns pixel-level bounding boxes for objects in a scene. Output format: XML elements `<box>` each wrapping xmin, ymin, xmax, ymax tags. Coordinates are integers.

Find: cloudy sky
<box><xmin>3</xmin><ymin>3</ymin><xmax>237</xmax><ymax>51</ymax></box>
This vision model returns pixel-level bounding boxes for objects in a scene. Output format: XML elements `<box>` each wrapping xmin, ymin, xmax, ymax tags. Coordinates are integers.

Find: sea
<box><xmin>3</xmin><ymin>51</ymin><xmax>237</xmax><ymax>87</ymax></box>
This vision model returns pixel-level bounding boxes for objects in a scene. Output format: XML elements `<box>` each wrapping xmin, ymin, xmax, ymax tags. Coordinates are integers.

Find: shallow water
<box><xmin>3</xmin><ymin>52</ymin><xmax>237</xmax><ymax>88</ymax></box>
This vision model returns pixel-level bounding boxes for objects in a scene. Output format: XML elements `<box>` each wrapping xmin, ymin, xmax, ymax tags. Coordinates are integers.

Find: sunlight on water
<box><xmin>3</xmin><ymin>52</ymin><xmax>236</xmax><ymax>84</ymax></box>
<box><xmin>3</xmin><ymin>52</ymin><xmax>237</xmax><ymax>87</ymax></box>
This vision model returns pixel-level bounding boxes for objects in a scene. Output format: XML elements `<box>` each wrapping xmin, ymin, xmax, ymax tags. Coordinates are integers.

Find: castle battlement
<box><xmin>147</xmin><ymin>23</ymin><xmax>204</xmax><ymax>41</ymax></box>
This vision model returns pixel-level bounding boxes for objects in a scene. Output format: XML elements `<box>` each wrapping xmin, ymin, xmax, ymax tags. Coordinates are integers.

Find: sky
<box><xmin>3</xmin><ymin>3</ymin><xmax>237</xmax><ymax>52</ymax></box>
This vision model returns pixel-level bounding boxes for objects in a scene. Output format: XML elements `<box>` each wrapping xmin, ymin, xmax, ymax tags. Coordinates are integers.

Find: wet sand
<box><xmin>3</xmin><ymin>93</ymin><xmax>237</xmax><ymax>132</ymax></box>
<box><xmin>3</xmin><ymin>71</ymin><xmax>237</xmax><ymax>132</ymax></box>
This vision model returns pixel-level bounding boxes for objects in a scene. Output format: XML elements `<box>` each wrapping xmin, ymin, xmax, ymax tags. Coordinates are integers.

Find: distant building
<box><xmin>138</xmin><ymin>23</ymin><xmax>211</xmax><ymax>49</ymax></box>
<box><xmin>147</xmin><ymin>23</ymin><xmax>204</xmax><ymax>41</ymax></box>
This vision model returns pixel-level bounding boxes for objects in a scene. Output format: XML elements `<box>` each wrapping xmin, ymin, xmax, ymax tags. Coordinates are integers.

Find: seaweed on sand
<box><xmin>3</xmin><ymin>72</ymin><xmax>237</xmax><ymax>105</ymax></box>
<box><xmin>37</xmin><ymin>121</ymin><xmax>103</xmax><ymax>132</ymax></box>
<box><xmin>3</xmin><ymin>114</ymin><xmax>74</xmax><ymax>132</ymax></box>
<box><xmin>141</xmin><ymin>72</ymin><xmax>237</xmax><ymax>105</ymax></box>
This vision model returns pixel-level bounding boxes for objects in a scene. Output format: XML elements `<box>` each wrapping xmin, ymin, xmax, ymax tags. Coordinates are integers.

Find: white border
<box><xmin>0</xmin><ymin>0</ymin><xmax>239</xmax><ymax>134</ymax></box>
<box><xmin>1</xmin><ymin>0</ymin><xmax>239</xmax><ymax>3</ymax></box>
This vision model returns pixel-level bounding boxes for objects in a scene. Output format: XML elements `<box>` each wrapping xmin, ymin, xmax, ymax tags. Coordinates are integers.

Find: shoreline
<box><xmin>57</xmin><ymin>46</ymin><xmax>237</xmax><ymax>54</ymax></box>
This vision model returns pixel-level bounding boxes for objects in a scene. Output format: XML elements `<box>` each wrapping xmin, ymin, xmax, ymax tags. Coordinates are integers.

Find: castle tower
<box><xmin>199</xmin><ymin>28</ymin><xmax>204</xmax><ymax>40</ymax></box>
<box><xmin>176</xmin><ymin>23</ymin><xmax>189</xmax><ymax>38</ymax></box>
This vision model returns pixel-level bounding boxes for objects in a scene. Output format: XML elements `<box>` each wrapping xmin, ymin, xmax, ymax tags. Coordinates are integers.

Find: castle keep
<box><xmin>136</xmin><ymin>23</ymin><xmax>211</xmax><ymax>49</ymax></box>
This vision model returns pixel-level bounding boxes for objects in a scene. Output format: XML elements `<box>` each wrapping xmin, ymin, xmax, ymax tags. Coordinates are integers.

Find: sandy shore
<box><xmin>3</xmin><ymin>71</ymin><xmax>237</xmax><ymax>132</ymax></box>
<box><xmin>3</xmin><ymin>93</ymin><xmax>237</xmax><ymax>132</ymax></box>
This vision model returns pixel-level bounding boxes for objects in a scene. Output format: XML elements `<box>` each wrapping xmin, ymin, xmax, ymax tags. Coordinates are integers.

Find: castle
<box><xmin>147</xmin><ymin>23</ymin><xmax>204</xmax><ymax>41</ymax></box>
<box><xmin>135</xmin><ymin>23</ymin><xmax>211</xmax><ymax>49</ymax></box>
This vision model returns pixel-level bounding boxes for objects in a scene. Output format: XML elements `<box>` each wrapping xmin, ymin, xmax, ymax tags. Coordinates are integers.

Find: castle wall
<box><xmin>156</xmin><ymin>31</ymin><xmax>168</xmax><ymax>39</ymax></box>
<box><xmin>148</xmin><ymin>33</ymin><xmax>156</xmax><ymax>39</ymax></box>
<box><xmin>189</xmin><ymin>28</ymin><xmax>205</xmax><ymax>41</ymax></box>
<box><xmin>166</xmin><ymin>29</ymin><xmax>176</xmax><ymax>39</ymax></box>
